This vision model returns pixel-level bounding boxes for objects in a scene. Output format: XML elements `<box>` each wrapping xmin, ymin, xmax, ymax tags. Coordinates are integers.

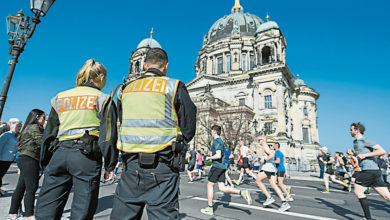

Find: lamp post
<box><xmin>0</xmin><ymin>0</ymin><xmax>55</xmax><ymax>120</ymax></box>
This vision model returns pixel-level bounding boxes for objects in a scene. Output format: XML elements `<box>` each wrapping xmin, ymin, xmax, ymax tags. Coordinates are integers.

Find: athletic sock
<box><xmin>359</xmin><ymin>198</ymin><xmax>371</xmax><ymax>220</ymax></box>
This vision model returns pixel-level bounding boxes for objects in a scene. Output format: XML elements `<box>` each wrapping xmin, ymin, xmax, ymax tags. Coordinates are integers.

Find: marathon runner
<box><xmin>319</xmin><ymin>147</ymin><xmax>350</xmax><ymax>193</ymax></box>
<box><xmin>255</xmin><ymin>135</ymin><xmax>291</xmax><ymax>212</ymax></box>
<box><xmin>272</xmin><ymin>142</ymin><xmax>293</xmax><ymax>201</ymax></box>
<box><xmin>350</xmin><ymin>122</ymin><xmax>390</xmax><ymax>220</ymax></box>
<box><xmin>200</xmin><ymin>125</ymin><xmax>251</xmax><ymax>216</ymax></box>
<box><xmin>234</xmin><ymin>140</ymin><xmax>257</xmax><ymax>185</ymax></box>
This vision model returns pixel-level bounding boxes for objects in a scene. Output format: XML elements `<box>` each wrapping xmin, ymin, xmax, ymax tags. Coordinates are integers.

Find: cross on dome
<box><xmin>232</xmin><ymin>0</ymin><xmax>244</xmax><ymax>13</ymax></box>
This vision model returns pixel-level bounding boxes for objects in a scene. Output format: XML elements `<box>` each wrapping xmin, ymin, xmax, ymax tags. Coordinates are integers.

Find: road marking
<box><xmin>189</xmin><ymin>196</ymin><xmax>339</xmax><ymax>220</ymax></box>
<box><xmin>238</xmin><ymin>183</ymin><xmax>380</xmax><ymax>196</ymax></box>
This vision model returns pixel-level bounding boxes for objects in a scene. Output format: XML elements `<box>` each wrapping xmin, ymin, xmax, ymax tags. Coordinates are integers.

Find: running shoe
<box><xmin>347</xmin><ymin>184</ymin><xmax>352</xmax><ymax>192</ymax></box>
<box><xmin>263</xmin><ymin>197</ymin><xmax>275</xmax><ymax>206</ymax></box>
<box><xmin>278</xmin><ymin>202</ymin><xmax>291</xmax><ymax>212</ymax></box>
<box><xmin>200</xmin><ymin>206</ymin><xmax>213</xmax><ymax>215</ymax></box>
<box><xmin>241</xmin><ymin>190</ymin><xmax>252</xmax><ymax>205</ymax></box>
<box><xmin>233</xmin><ymin>179</ymin><xmax>240</xmax><ymax>185</ymax></box>
<box><xmin>321</xmin><ymin>189</ymin><xmax>330</xmax><ymax>194</ymax></box>
<box><xmin>286</xmin><ymin>195</ymin><xmax>294</xmax><ymax>202</ymax></box>
<box><xmin>188</xmin><ymin>180</ymin><xmax>194</xmax><ymax>184</ymax></box>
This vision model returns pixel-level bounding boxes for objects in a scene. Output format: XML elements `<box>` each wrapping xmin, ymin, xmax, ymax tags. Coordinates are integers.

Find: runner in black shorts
<box><xmin>272</xmin><ymin>143</ymin><xmax>293</xmax><ymax>201</ymax></box>
<box><xmin>321</xmin><ymin>148</ymin><xmax>350</xmax><ymax>193</ymax></box>
<box><xmin>254</xmin><ymin>136</ymin><xmax>290</xmax><ymax>212</ymax></box>
<box><xmin>186</xmin><ymin>145</ymin><xmax>196</xmax><ymax>182</ymax></box>
<box><xmin>200</xmin><ymin>125</ymin><xmax>251</xmax><ymax>216</ymax></box>
<box><xmin>234</xmin><ymin>140</ymin><xmax>257</xmax><ymax>185</ymax></box>
<box><xmin>350</xmin><ymin>122</ymin><xmax>390</xmax><ymax>220</ymax></box>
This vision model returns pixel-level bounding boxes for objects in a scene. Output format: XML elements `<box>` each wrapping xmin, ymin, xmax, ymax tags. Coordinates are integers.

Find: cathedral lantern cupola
<box><xmin>128</xmin><ymin>28</ymin><xmax>162</xmax><ymax>80</ymax></box>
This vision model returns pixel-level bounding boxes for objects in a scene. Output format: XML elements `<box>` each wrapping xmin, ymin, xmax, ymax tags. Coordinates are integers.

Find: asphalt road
<box><xmin>1</xmin><ymin>164</ymin><xmax>389</xmax><ymax>220</ymax></box>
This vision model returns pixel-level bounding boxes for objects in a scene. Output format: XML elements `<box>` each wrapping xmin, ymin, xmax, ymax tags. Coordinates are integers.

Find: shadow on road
<box><xmin>368</xmin><ymin>198</ymin><xmax>390</xmax><ymax>214</ymax></box>
<box><xmin>315</xmin><ymin>197</ymin><xmax>361</xmax><ymax>220</ymax></box>
<box><xmin>214</xmin><ymin>193</ymin><xmax>251</xmax><ymax>215</ymax></box>
<box><xmin>95</xmin><ymin>195</ymin><xmax>114</xmax><ymax>214</ymax></box>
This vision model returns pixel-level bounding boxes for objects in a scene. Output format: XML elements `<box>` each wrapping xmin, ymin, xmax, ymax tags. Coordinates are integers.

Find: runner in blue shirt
<box><xmin>224</xmin><ymin>147</ymin><xmax>234</xmax><ymax>187</ymax></box>
<box><xmin>272</xmin><ymin>143</ymin><xmax>293</xmax><ymax>202</ymax></box>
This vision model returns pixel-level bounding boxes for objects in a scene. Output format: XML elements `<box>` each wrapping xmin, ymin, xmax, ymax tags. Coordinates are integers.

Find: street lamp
<box><xmin>253</xmin><ymin>119</ymin><xmax>259</xmax><ymax>134</ymax></box>
<box><xmin>0</xmin><ymin>0</ymin><xmax>55</xmax><ymax>120</ymax></box>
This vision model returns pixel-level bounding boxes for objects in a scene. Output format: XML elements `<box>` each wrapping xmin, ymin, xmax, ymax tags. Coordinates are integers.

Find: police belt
<box><xmin>122</xmin><ymin>153</ymin><xmax>171</xmax><ymax>169</ymax></box>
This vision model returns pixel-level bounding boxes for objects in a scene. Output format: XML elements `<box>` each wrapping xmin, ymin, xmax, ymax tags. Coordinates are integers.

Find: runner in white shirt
<box><xmin>255</xmin><ymin>135</ymin><xmax>291</xmax><ymax>212</ymax></box>
<box><xmin>234</xmin><ymin>140</ymin><xmax>257</xmax><ymax>185</ymax></box>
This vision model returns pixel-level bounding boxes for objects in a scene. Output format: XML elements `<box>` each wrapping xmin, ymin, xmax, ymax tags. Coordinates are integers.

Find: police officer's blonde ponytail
<box><xmin>76</xmin><ymin>59</ymin><xmax>107</xmax><ymax>89</ymax></box>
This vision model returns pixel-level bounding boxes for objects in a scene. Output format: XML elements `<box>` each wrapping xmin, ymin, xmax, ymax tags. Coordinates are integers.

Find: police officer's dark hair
<box><xmin>351</xmin><ymin>122</ymin><xmax>365</xmax><ymax>134</ymax></box>
<box><xmin>211</xmin><ymin>125</ymin><xmax>222</xmax><ymax>136</ymax></box>
<box><xmin>144</xmin><ymin>48</ymin><xmax>168</xmax><ymax>68</ymax></box>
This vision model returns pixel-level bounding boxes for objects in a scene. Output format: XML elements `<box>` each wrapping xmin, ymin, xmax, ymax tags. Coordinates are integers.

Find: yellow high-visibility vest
<box><xmin>51</xmin><ymin>86</ymin><xmax>110</xmax><ymax>140</ymax></box>
<box><xmin>117</xmin><ymin>75</ymin><xmax>180</xmax><ymax>153</ymax></box>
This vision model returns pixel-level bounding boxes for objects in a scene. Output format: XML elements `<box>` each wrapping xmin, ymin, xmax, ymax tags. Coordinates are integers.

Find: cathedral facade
<box><xmin>127</xmin><ymin>1</ymin><xmax>321</xmax><ymax>169</ymax></box>
<box><xmin>186</xmin><ymin>0</ymin><xmax>320</xmax><ymax>167</ymax></box>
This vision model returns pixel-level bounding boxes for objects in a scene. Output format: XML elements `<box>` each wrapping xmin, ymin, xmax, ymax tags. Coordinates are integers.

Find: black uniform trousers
<box><xmin>35</xmin><ymin>141</ymin><xmax>102</xmax><ymax>220</ymax></box>
<box><xmin>110</xmin><ymin>158</ymin><xmax>180</xmax><ymax>220</ymax></box>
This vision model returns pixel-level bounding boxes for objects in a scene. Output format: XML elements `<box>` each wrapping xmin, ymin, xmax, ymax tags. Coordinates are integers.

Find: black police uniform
<box><xmin>35</xmin><ymin>82</ymin><xmax>118</xmax><ymax>220</ymax></box>
<box><xmin>110</xmin><ymin>68</ymin><xmax>197</xmax><ymax>220</ymax></box>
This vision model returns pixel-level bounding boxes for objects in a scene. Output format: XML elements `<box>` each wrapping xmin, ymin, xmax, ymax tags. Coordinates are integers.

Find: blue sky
<box><xmin>1</xmin><ymin>0</ymin><xmax>389</xmax><ymax>153</ymax></box>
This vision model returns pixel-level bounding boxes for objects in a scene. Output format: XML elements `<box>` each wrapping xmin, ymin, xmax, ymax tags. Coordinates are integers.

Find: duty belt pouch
<box><xmin>171</xmin><ymin>142</ymin><xmax>188</xmax><ymax>172</ymax></box>
<box><xmin>138</xmin><ymin>153</ymin><xmax>156</xmax><ymax>168</ymax></box>
<box><xmin>78</xmin><ymin>131</ymin><xmax>100</xmax><ymax>160</ymax></box>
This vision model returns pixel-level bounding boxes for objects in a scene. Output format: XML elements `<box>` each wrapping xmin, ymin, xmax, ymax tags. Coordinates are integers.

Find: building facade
<box><xmin>126</xmin><ymin>1</ymin><xmax>321</xmax><ymax>169</ymax></box>
<box><xmin>186</xmin><ymin>0</ymin><xmax>320</xmax><ymax>168</ymax></box>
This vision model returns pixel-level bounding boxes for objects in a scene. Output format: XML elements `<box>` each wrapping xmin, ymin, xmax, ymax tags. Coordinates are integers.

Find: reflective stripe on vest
<box><xmin>117</xmin><ymin>76</ymin><xmax>180</xmax><ymax>153</ymax></box>
<box><xmin>51</xmin><ymin>86</ymin><xmax>110</xmax><ymax>140</ymax></box>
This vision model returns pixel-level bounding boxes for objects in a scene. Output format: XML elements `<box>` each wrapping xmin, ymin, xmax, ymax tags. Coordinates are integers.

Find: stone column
<box><xmin>275</xmin><ymin>79</ymin><xmax>286</xmax><ymax>133</ymax></box>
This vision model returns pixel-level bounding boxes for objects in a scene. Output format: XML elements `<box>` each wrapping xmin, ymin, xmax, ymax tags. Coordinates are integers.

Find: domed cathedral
<box><xmin>127</xmin><ymin>28</ymin><xmax>162</xmax><ymax>80</ymax></box>
<box><xmin>187</xmin><ymin>0</ymin><xmax>321</xmax><ymax>169</ymax></box>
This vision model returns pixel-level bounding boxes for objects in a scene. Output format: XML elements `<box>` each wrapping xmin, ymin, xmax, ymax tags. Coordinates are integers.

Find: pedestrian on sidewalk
<box><xmin>35</xmin><ymin>59</ymin><xmax>118</xmax><ymax>220</ymax></box>
<box><xmin>350</xmin><ymin>122</ymin><xmax>390</xmax><ymax>220</ymax></box>
<box><xmin>0</xmin><ymin>121</ymin><xmax>10</xmax><ymax>136</ymax></box>
<box><xmin>200</xmin><ymin>125</ymin><xmax>251</xmax><ymax>216</ymax></box>
<box><xmin>7</xmin><ymin>110</ymin><xmax>45</xmax><ymax>220</ymax></box>
<box><xmin>0</xmin><ymin>118</ymin><xmax>22</xmax><ymax>195</ymax></box>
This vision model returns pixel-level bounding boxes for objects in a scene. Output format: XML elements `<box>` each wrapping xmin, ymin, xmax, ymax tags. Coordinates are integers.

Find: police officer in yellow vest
<box><xmin>35</xmin><ymin>59</ymin><xmax>119</xmax><ymax>220</ymax></box>
<box><xmin>111</xmin><ymin>48</ymin><xmax>196</xmax><ymax>219</ymax></box>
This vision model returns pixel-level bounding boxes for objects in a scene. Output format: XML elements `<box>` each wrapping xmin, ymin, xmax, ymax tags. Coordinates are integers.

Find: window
<box><xmin>217</xmin><ymin>57</ymin><xmax>223</xmax><ymax>74</ymax></box>
<box><xmin>234</xmin><ymin>52</ymin><xmax>238</xmax><ymax>62</ymax></box>
<box><xmin>303</xmin><ymin>107</ymin><xmax>308</xmax><ymax>116</ymax></box>
<box><xmin>302</xmin><ymin>128</ymin><xmax>309</xmax><ymax>143</ymax></box>
<box><xmin>264</xmin><ymin>122</ymin><xmax>272</xmax><ymax>134</ymax></box>
<box><xmin>262</xmin><ymin>46</ymin><xmax>271</xmax><ymax>64</ymax></box>
<box><xmin>250</xmin><ymin>53</ymin><xmax>255</xmax><ymax>70</ymax></box>
<box><xmin>264</xmin><ymin>95</ymin><xmax>272</xmax><ymax>109</ymax></box>
<box><xmin>239</xmin><ymin>98</ymin><xmax>245</xmax><ymax>106</ymax></box>
<box><xmin>226</xmin><ymin>54</ymin><xmax>231</xmax><ymax>72</ymax></box>
<box><xmin>242</xmin><ymin>53</ymin><xmax>247</xmax><ymax>72</ymax></box>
